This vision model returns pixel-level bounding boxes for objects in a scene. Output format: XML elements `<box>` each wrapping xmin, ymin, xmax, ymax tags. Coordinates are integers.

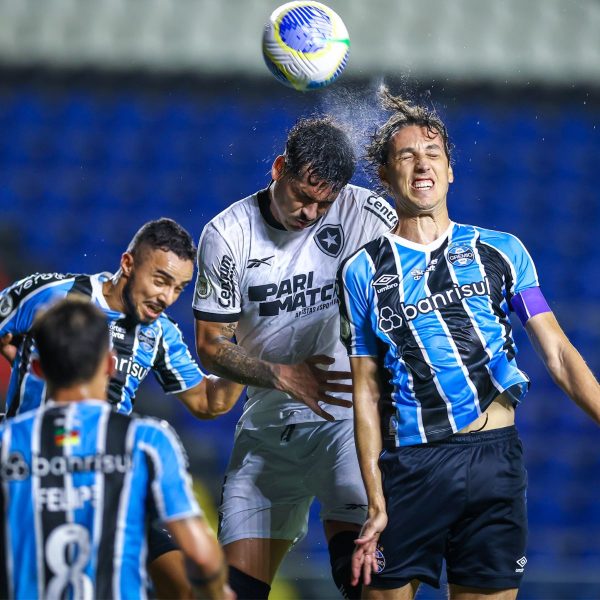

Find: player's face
<box><xmin>379</xmin><ymin>125</ymin><xmax>453</xmax><ymax>216</ymax></box>
<box><xmin>270</xmin><ymin>155</ymin><xmax>339</xmax><ymax>231</ymax></box>
<box><xmin>121</xmin><ymin>248</ymin><xmax>194</xmax><ymax>324</ymax></box>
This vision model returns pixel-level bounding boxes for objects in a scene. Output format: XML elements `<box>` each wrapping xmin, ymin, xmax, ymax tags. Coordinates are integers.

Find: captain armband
<box><xmin>511</xmin><ymin>287</ymin><xmax>551</xmax><ymax>326</ymax></box>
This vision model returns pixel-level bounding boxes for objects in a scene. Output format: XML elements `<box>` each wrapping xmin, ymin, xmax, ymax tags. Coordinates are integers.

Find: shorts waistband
<box><xmin>433</xmin><ymin>425</ymin><xmax>518</xmax><ymax>445</ymax></box>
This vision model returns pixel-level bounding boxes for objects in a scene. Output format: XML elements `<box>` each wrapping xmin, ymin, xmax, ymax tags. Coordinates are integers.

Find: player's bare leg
<box><xmin>449</xmin><ymin>585</ymin><xmax>518</xmax><ymax>600</ymax></box>
<box><xmin>224</xmin><ymin>538</ymin><xmax>292</xmax><ymax>599</ymax></box>
<box><xmin>363</xmin><ymin>579</ymin><xmax>420</xmax><ymax>599</ymax></box>
<box><xmin>147</xmin><ymin>550</ymin><xmax>193</xmax><ymax>599</ymax></box>
<box><xmin>324</xmin><ymin>520</ymin><xmax>363</xmax><ymax>598</ymax></box>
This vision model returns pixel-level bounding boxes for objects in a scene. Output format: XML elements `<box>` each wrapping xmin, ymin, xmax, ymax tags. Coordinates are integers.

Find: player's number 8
<box><xmin>45</xmin><ymin>524</ymin><xmax>93</xmax><ymax>599</ymax></box>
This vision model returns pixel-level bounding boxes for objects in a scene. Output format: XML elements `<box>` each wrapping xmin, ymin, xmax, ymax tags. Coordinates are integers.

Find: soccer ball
<box><xmin>262</xmin><ymin>1</ymin><xmax>350</xmax><ymax>91</ymax></box>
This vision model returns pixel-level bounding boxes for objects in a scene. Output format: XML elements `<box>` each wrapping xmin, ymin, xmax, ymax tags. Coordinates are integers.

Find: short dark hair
<box><xmin>32</xmin><ymin>297</ymin><xmax>110</xmax><ymax>389</ymax></box>
<box><xmin>283</xmin><ymin>116</ymin><xmax>356</xmax><ymax>193</ymax></box>
<box><xmin>366</xmin><ymin>86</ymin><xmax>453</xmax><ymax>172</ymax></box>
<box><xmin>127</xmin><ymin>218</ymin><xmax>196</xmax><ymax>263</ymax></box>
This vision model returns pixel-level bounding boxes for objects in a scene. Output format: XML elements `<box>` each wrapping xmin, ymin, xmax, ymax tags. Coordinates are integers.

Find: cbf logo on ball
<box><xmin>448</xmin><ymin>244</ymin><xmax>475</xmax><ymax>267</ymax></box>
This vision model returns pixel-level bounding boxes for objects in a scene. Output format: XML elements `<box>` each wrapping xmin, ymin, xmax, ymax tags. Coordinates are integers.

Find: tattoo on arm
<box><xmin>210</xmin><ymin>323</ymin><xmax>276</xmax><ymax>388</ymax></box>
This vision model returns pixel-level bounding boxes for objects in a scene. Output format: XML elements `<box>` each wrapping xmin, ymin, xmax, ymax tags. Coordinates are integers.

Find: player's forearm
<box><xmin>547</xmin><ymin>341</ymin><xmax>600</xmax><ymax>425</ymax></box>
<box><xmin>204</xmin><ymin>374</ymin><xmax>245</xmax><ymax>416</ymax></box>
<box><xmin>207</xmin><ymin>339</ymin><xmax>280</xmax><ymax>389</ymax></box>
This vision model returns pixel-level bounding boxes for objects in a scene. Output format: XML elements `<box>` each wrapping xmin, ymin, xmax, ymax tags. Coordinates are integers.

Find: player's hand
<box><xmin>0</xmin><ymin>333</ymin><xmax>17</xmax><ymax>365</ymax></box>
<box><xmin>351</xmin><ymin>509</ymin><xmax>388</xmax><ymax>587</ymax></box>
<box><xmin>275</xmin><ymin>354</ymin><xmax>352</xmax><ymax>421</ymax></box>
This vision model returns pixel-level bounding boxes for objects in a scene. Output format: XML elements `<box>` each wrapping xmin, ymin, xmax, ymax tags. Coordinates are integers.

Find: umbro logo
<box><xmin>373</xmin><ymin>274</ymin><xmax>399</xmax><ymax>292</ymax></box>
<box><xmin>247</xmin><ymin>256</ymin><xmax>274</xmax><ymax>268</ymax></box>
<box><xmin>515</xmin><ymin>556</ymin><xmax>527</xmax><ymax>573</ymax></box>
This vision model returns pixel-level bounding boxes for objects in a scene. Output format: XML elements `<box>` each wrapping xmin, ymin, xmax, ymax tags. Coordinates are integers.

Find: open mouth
<box><xmin>144</xmin><ymin>303</ymin><xmax>164</xmax><ymax>319</ymax></box>
<box><xmin>412</xmin><ymin>179</ymin><xmax>434</xmax><ymax>191</ymax></box>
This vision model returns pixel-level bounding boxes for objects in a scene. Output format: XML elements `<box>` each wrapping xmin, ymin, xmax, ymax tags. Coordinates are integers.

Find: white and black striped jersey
<box><xmin>0</xmin><ymin>272</ymin><xmax>204</xmax><ymax>417</ymax></box>
<box><xmin>193</xmin><ymin>184</ymin><xmax>397</xmax><ymax>428</ymax></box>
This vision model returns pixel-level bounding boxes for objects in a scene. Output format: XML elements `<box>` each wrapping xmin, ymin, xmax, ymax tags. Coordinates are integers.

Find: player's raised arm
<box><xmin>194</xmin><ymin>319</ymin><xmax>352</xmax><ymax>421</ymax></box>
<box><xmin>526</xmin><ymin>311</ymin><xmax>600</xmax><ymax>424</ymax></box>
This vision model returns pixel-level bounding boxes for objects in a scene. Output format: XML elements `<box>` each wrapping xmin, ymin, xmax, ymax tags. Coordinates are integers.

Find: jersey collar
<box><xmin>386</xmin><ymin>221</ymin><xmax>455</xmax><ymax>252</ymax></box>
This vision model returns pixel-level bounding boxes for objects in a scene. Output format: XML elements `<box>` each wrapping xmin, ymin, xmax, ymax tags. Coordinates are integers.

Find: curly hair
<box><xmin>283</xmin><ymin>116</ymin><xmax>356</xmax><ymax>194</ymax></box>
<box><xmin>366</xmin><ymin>86</ymin><xmax>453</xmax><ymax>174</ymax></box>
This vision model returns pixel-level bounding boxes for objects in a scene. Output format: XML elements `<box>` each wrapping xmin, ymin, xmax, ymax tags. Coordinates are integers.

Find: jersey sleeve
<box><xmin>357</xmin><ymin>190</ymin><xmax>398</xmax><ymax>239</ymax></box>
<box><xmin>152</xmin><ymin>318</ymin><xmax>205</xmax><ymax>394</ymax></box>
<box><xmin>0</xmin><ymin>273</ymin><xmax>71</xmax><ymax>336</ymax></box>
<box><xmin>139</xmin><ymin>420</ymin><xmax>202</xmax><ymax>522</ymax></box>
<box><xmin>337</xmin><ymin>251</ymin><xmax>378</xmax><ymax>357</ymax></box>
<box><xmin>193</xmin><ymin>222</ymin><xmax>242</xmax><ymax>323</ymax></box>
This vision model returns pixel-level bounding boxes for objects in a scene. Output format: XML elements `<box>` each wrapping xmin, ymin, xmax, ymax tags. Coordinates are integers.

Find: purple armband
<box><xmin>511</xmin><ymin>287</ymin><xmax>551</xmax><ymax>325</ymax></box>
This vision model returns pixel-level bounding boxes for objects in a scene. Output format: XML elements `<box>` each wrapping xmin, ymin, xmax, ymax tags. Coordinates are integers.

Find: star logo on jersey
<box><xmin>247</xmin><ymin>256</ymin><xmax>274</xmax><ymax>268</ymax></box>
<box><xmin>314</xmin><ymin>224</ymin><xmax>345</xmax><ymax>258</ymax></box>
<box><xmin>448</xmin><ymin>244</ymin><xmax>475</xmax><ymax>267</ymax></box>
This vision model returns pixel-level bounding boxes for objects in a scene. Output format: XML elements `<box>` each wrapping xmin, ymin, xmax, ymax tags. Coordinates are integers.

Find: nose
<box><xmin>415</xmin><ymin>155</ymin><xmax>431</xmax><ymax>172</ymax></box>
<box><xmin>158</xmin><ymin>287</ymin><xmax>177</xmax><ymax>307</ymax></box>
<box><xmin>301</xmin><ymin>202</ymin><xmax>319</xmax><ymax>221</ymax></box>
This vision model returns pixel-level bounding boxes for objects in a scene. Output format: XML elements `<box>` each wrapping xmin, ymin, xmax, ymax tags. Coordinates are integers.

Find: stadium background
<box><xmin>0</xmin><ymin>0</ymin><xmax>598</xmax><ymax>598</ymax></box>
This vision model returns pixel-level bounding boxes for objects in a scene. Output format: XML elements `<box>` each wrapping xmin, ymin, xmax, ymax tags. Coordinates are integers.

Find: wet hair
<box><xmin>366</xmin><ymin>86</ymin><xmax>453</xmax><ymax>172</ymax></box>
<box><xmin>127</xmin><ymin>218</ymin><xmax>196</xmax><ymax>263</ymax></box>
<box><xmin>32</xmin><ymin>297</ymin><xmax>110</xmax><ymax>389</ymax></box>
<box><xmin>283</xmin><ymin>116</ymin><xmax>356</xmax><ymax>193</ymax></box>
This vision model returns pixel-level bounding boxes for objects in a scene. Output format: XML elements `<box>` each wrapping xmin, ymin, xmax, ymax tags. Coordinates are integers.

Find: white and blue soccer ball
<box><xmin>262</xmin><ymin>1</ymin><xmax>350</xmax><ymax>91</ymax></box>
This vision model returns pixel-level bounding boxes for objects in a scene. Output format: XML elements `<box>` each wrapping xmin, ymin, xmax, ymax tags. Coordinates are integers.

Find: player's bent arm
<box><xmin>166</xmin><ymin>516</ymin><xmax>233</xmax><ymax>600</ymax></box>
<box><xmin>526</xmin><ymin>311</ymin><xmax>600</xmax><ymax>425</ymax></box>
<box><xmin>195</xmin><ymin>319</ymin><xmax>353</xmax><ymax>420</ymax></box>
<box><xmin>176</xmin><ymin>377</ymin><xmax>245</xmax><ymax>420</ymax></box>
<box><xmin>195</xmin><ymin>319</ymin><xmax>277</xmax><ymax>388</ymax></box>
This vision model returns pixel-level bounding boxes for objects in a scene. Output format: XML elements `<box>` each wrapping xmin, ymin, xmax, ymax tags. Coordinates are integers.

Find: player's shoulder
<box><xmin>133</xmin><ymin>414</ymin><xmax>182</xmax><ymax>444</ymax></box>
<box><xmin>204</xmin><ymin>191</ymin><xmax>260</xmax><ymax>232</ymax></box>
<box><xmin>468</xmin><ymin>223</ymin><xmax>529</xmax><ymax>256</ymax></box>
<box><xmin>336</xmin><ymin>184</ymin><xmax>397</xmax><ymax>226</ymax></box>
<box><xmin>339</xmin><ymin>234</ymin><xmax>386</xmax><ymax>277</ymax></box>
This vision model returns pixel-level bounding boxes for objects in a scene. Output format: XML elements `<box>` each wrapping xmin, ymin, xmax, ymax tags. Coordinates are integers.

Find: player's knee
<box><xmin>328</xmin><ymin>530</ymin><xmax>361</xmax><ymax>599</ymax></box>
<box><xmin>229</xmin><ymin>565</ymin><xmax>271</xmax><ymax>600</ymax></box>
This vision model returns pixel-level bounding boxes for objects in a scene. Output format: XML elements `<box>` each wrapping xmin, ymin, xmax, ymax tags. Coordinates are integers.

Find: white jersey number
<box><xmin>45</xmin><ymin>524</ymin><xmax>93</xmax><ymax>599</ymax></box>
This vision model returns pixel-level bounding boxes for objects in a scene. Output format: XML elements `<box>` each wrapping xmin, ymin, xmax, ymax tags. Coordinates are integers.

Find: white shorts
<box><xmin>218</xmin><ymin>419</ymin><xmax>367</xmax><ymax>545</ymax></box>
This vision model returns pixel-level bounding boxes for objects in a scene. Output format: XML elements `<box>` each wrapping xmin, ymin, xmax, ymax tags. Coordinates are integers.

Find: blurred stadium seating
<box><xmin>0</xmin><ymin>0</ymin><xmax>598</xmax><ymax>597</ymax></box>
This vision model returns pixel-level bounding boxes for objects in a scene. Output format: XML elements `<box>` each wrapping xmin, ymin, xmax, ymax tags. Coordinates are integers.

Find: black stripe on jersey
<box><xmin>427</xmin><ymin>243</ymin><xmax>499</xmax><ymax>411</ymax></box>
<box><xmin>153</xmin><ymin>335</ymin><xmax>183</xmax><ymax>392</ymax></box>
<box><xmin>38</xmin><ymin>406</ymin><xmax>69</xmax><ymax>591</ymax></box>
<box><xmin>6</xmin><ymin>333</ymin><xmax>36</xmax><ymax>418</ymax></box>
<box><xmin>475</xmin><ymin>239</ymin><xmax>516</xmax><ymax>362</ymax></box>
<box><xmin>107</xmin><ymin>317</ymin><xmax>137</xmax><ymax>407</ymax></box>
<box><xmin>95</xmin><ymin>412</ymin><xmax>133</xmax><ymax>600</ymax></box>
<box><xmin>66</xmin><ymin>275</ymin><xmax>93</xmax><ymax>298</ymax></box>
<box><xmin>366</xmin><ymin>238</ymin><xmax>453</xmax><ymax>440</ymax></box>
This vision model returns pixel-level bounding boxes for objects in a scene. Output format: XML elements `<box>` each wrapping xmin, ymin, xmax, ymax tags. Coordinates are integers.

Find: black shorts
<box><xmin>147</xmin><ymin>504</ymin><xmax>179</xmax><ymax>564</ymax></box>
<box><xmin>371</xmin><ymin>426</ymin><xmax>527</xmax><ymax>591</ymax></box>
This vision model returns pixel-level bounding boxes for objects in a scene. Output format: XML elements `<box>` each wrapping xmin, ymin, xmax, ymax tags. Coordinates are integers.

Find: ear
<box><xmin>448</xmin><ymin>164</ymin><xmax>454</xmax><ymax>184</ymax></box>
<box><xmin>120</xmin><ymin>252</ymin><xmax>134</xmax><ymax>277</ymax></box>
<box><xmin>271</xmin><ymin>155</ymin><xmax>286</xmax><ymax>181</ymax></box>
<box><xmin>31</xmin><ymin>358</ymin><xmax>44</xmax><ymax>379</ymax></box>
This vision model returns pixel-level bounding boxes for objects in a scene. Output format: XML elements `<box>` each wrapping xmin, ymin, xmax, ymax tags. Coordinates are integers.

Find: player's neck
<box><xmin>102</xmin><ymin>276</ymin><xmax>127</xmax><ymax>314</ymax></box>
<box><xmin>49</xmin><ymin>385</ymin><xmax>105</xmax><ymax>403</ymax></box>
<box><xmin>392</xmin><ymin>212</ymin><xmax>451</xmax><ymax>245</ymax></box>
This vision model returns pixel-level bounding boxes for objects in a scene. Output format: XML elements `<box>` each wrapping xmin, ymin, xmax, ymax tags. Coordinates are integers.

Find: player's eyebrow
<box><xmin>396</xmin><ymin>143</ymin><xmax>442</xmax><ymax>155</ymax></box>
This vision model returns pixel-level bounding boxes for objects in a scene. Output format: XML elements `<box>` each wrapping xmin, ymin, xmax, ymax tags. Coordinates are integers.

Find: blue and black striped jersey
<box><xmin>0</xmin><ymin>400</ymin><xmax>201</xmax><ymax>599</ymax></box>
<box><xmin>339</xmin><ymin>222</ymin><xmax>541</xmax><ymax>446</ymax></box>
<box><xmin>0</xmin><ymin>272</ymin><xmax>204</xmax><ymax>417</ymax></box>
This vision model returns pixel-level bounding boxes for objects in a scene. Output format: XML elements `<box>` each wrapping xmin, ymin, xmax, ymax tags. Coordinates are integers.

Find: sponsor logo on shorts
<box><xmin>448</xmin><ymin>244</ymin><xmax>475</xmax><ymax>267</ymax></box>
<box><xmin>515</xmin><ymin>556</ymin><xmax>527</xmax><ymax>573</ymax></box>
<box><xmin>375</xmin><ymin>546</ymin><xmax>386</xmax><ymax>573</ymax></box>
